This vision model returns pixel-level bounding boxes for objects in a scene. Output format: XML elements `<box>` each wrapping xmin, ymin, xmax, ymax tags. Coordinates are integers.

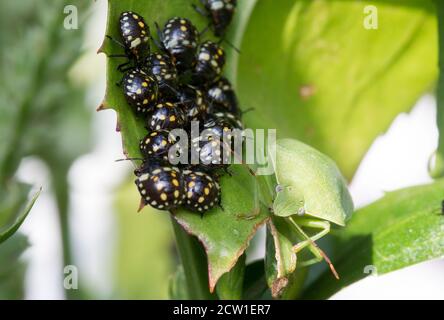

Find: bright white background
<box><xmin>14</xmin><ymin>0</ymin><xmax>444</xmax><ymax>300</ymax></box>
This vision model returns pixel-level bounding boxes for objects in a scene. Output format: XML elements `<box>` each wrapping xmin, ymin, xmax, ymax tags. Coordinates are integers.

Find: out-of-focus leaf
<box><xmin>0</xmin><ymin>2</ymin><xmax>92</xmax><ymax>297</ymax></box>
<box><xmin>303</xmin><ymin>180</ymin><xmax>444</xmax><ymax>299</ymax></box>
<box><xmin>216</xmin><ymin>254</ymin><xmax>246</xmax><ymax>300</ymax></box>
<box><xmin>0</xmin><ymin>182</ymin><xmax>40</xmax><ymax>244</ymax></box>
<box><xmin>237</xmin><ymin>0</ymin><xmax>437</xmax><ymax>179</ymax></box>
<box><xmin>432</xmin><ymin>0</ymin><xmax>444</xmax><ymax>178</ymax></box>
<box><xmin>174</xmin><ymin>166</ymin><xmax>269</xmax><ymax>292</ymax></box>
<box><xmin>114</xmin><ymin>179</ymin><xmax>174</xmax><ymax>299</ymax></box>
<box><xmin>0</xmin><ymin>0</ymin><xmax>92</xmax><ymax>180</ymax></box>
<box><xmin>0</xmin><ymin>234</ymin><xmax>29</xmax><ymax>299</ymax></box>
<box><xmin>169</xmin><ymin>265</ymin><xmax>190</xmax><ymax>300</ymax></box>
<box><xmin>242</xmin><ymin>260</ymin><xmax>270</xmax><ymax>300</ymax></box>
<box><xmin>272</xmin><ymin>139</ymin><xmax>354</xmax><ymax>226</ymax></box>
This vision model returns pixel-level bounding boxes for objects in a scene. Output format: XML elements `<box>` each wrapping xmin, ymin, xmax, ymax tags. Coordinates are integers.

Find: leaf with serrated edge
<box><xmin>102</xmin><ymin>0</ymin><xmax>265</xmax><ymax>293</ymax></box>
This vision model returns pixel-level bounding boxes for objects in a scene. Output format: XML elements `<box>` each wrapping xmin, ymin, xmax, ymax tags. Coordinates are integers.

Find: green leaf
<box><xmin>265</xmin><ymin>217</ymin><xmax>297</xmax><ymax>298</ymax></box>
<box><xmin>0</xmin><ymin>234</ymin><xmax>29</xmax><ymax>299</ymax></box>
<box><xmin>216</xmin><ymin>254</ymin><xmax>246</xmax><ymax>300</ymax></box>
<box><xmin>272</xmin><ymin>139</ymin><xmax>354</xmax><ymax>226</ymax></box>
<box><xmin>303</xmin><ymin>179</ymin><xmax>444</xmax><ymax>299</ymax></box>
<box><xmin>237</xmin><ymin>0</ymin><xmax>437</xmax><ymax>179</ymax></box>
<box><xmin>0</xmin><ymin>182</ymin><xmax>40</xmax><ymax>245</ymax></box>
<box><xmin>174</xmin><ymin>166</ymin><xmax>269</xmax><ymax>292</ymax></box>
<box><xmin>113</xmin><ymin>179</ymin><xmax>174</xmax><ymax>299</ymax></box>
<box><xmin>242</xmin><ymin>260</ymin><xmax>271</xmax><ymax>300</ymax></box>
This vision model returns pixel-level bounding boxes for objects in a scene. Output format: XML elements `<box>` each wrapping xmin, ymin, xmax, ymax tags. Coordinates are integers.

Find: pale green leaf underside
<box><xmin>103</xmin><ymin>0</ymin><xmax>268</xmax><ymax>292</ymax></box>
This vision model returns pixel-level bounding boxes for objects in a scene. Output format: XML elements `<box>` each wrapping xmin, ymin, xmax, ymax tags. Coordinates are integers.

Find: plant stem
<box><xmin>431</xmin><ymin>0</ymin><xmax>444</xmax><ymax>178</ymax></box>
<box><xmin>171</xmin><ymin>217</ymin><xmax>216</xmax><ymax>300</ymax></box>
<box><xmin>51</xmin><ymin>166</ymin><xmax>80</xmax><ymax>300</ymax></box>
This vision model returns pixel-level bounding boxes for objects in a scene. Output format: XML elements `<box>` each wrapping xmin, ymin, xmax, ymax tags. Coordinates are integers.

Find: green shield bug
<box><xmin>267</xmin><ymin>139</ymin><xmax>354</xmax><ymax>275</ymax></box>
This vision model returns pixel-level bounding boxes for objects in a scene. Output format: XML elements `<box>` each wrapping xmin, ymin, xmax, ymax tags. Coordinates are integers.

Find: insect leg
<box><xmin>192</xmin><ymin>3</ymin><xmax>209</xmax><ymax>18</ymax></box>
<box><xmin>288</xmin><ymin>217</ymin><xmax>338</xmax><ymax>278</ymax></box>
<box><xmin>290</xmin><ymin>217</ymin><xmax>330</xmax><ymax>253</ymax></box>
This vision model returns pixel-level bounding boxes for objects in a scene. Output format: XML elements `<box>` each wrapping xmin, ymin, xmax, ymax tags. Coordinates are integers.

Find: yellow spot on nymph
<box><xmin>204</xmin><ymin>188</ymin><xmax>210</xmax><ymax>195</ymax></box>
<box><xmin>198</xmin><ymin>197</ymin><xmax>205</xmax><ymax>203</ymax></box>
<box><xmin>143</xmin><ymin>99</ymin><xmax>148</xmax><ymax>104</ymax></box>
<box><xmin>188</xmin><ymin>181</ymin><xmax>195</xmax><ymax>188</ymax></box>
<box><xmin>172</xmin><ymin>179</ymin><xmax>179</xmax><ymax>187</ymax></box>
<box><xmin>136</xmin><ymin>89</ymin><xmax>142</xmax><ymax>94</ymax></box>
<box><xmin>132</xmin><ymin>14</ymin><xmax>139</xmax><ymax>19</ymax></box>
<box><xmin>187</xmin><ymin>191</ymin><xmax>193</xmax><ymax>198</ymax></box>
<box><xmin>160</xmin><ymin>193</ymin><xmax>168</xmax><ymax>201</ymax></box>
<box><xmin>161</xmin><ymin>140</ymin><xmax>167</xmax><ymax>146</ymax></box>
<box><xmin>174</xmin><ymin>190</ymin><xmax>180</xmax><ymax>198</ymax></box>
<box><xmin>138</xmin><ymin>21</ymin><xmax>145</xmax><ymax>27</ymax></box>
<box><xmin>169</xmin><ymin>115</ymin><xmax>176</xmax><ymax>122</ymax></box>
<box><xmin>142</xmin><ymin>82</ymin><xmax>148</xmax><ymax>87</ymax></box>
<box><xmin>181</xmin><ymin>26</ymin><xmax>187</xmax><ymax>32</ymax></box>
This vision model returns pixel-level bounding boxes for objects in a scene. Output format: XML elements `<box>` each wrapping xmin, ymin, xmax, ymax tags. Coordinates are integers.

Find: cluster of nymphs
<box><xmin>109</xmin><ymin>1</ymin><xmax>243</xmax><ymax>214</ymax></box>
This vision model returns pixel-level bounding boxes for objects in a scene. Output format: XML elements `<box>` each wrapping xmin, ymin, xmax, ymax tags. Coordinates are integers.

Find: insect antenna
<box><xmin>241</xmin><ymin>107</ymin><xmax>255</xmax><ymax>116</ymax></box>
<box><xmin>218</xmin><ymin>37</ymin><xmax>241</xmax><ymax>54</ymax></box>
<box><xmin>115</xmin><ymin>157</ymin><xmax>144</xmax><ymax>163</ymax></box>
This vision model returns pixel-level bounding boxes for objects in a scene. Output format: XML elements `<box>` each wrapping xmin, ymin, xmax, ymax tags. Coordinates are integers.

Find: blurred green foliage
<box><xmin>238</xmin><ymin>0</ymin><xmax>437</xmax><ymax>179</ymax></box>
<box><xmin>0</xmin><ymin>0</ymin><xmax>92</xmax><ymax>299</ymax></box>
<box><xmin>0</xmin><ymin>234</ymin><xmax>28</xmax><ymax>299</ymax></box>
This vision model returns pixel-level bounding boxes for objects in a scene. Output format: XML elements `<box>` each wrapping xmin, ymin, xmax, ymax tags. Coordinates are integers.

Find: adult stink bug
<box><xmin>268</xmin><ymin>139</ymin><xmax>354</xmax><ymax>275</ymax></box>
